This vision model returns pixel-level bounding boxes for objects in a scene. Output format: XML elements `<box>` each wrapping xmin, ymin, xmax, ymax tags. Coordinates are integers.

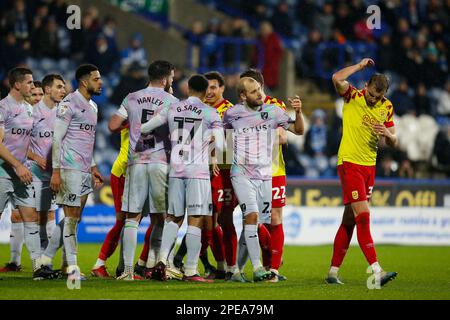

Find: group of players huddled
<box><xmin>0</xmin><ymin>57</ymin><xmax>397</xmax><ymax>287</ymax></box>
<box><xmin>0</xmin><ymin>61</ymin><xmax>304</xmax><ymax>283</ymax></box>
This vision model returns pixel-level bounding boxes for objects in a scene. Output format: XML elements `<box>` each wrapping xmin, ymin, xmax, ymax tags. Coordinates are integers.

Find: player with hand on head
<box><xmin>223</xmin><ymin>77</ymin><xmax>304</xmax><ymax>282</ymax></box>
<box><xmin>326</xmin><ymin>58</ymin><xmax>398</xmax><ymax>286</ymax></box>
<box><xmin>143</xmin><ymin>74</ymin><xmax>225</xmax><ymax>282</ymax></box>
<box><xmin>38</xmin><ymin>64</ymin><xmax>104</xmax><ymax>281</ymax></box>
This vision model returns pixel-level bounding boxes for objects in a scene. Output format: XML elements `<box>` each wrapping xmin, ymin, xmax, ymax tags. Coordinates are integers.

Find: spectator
<box><xmin>422</xmin><ymin>46</ymin><xmax>446</xmax><ymax>88</ymax></box>
<box><xmin>110</xmin><ymin>62</ymin><xmax>148</xmax><ymax>106</ymax></box>
<box><xmin>302</xmin><ymin>109</ymin><xmax>334</xmax><ymax>177</ymax></box>
<box><xmin>314</xmin><ymin>3</ymin><xmax>334</xmax><ymax>41</ymax></box>
<box><xmin>415</xmin><ymin>83</ymin><xmax>432</xmax><ymax>116</ymax></box>
<box><xmin>390</xmin><ymin>78</ymin><xmax>415</xmax><ymax>116</ymax></box>
<box><xmin>253</xmin><ymin>21</ymin><xmax>283</xmax><ymax>90</ymax></box>
<box><xmin>0</xmin><ymin>32</ymin><xmax>28</xmax><ymax>71</ymax></box>
<box><xmin>376</xmin><ymin>33</ymin><xmax>395</xmax><ymax>72</ymax></box>
<box><xmin>299</xmin><ymin>29</ymin><xmax>322</xmax><ymax>80</ymax></box>
<box><xmin>86</xmin><ymin>33</ymin><xmax>119</xmax><ymax>76</ymax></box>
<box><xmin>271</xmin><ymin>2</ymin><xmax>293</xmax><ymax>38</ymax></box>
<box><xmin>49</xmin><ymin>0</ymin><xmax>68</xmax><ymax>26</ymax></box>
<box><xmin>433</xmin><ymin>123</ymin><xmax>450</xmax><ymax>175</ymax></box>
<box><xmin>102</xmin><ymin>16</ymin><xmax>119</xmax><ymax>53</ymax></box>
<box><xmin>436</xmin><ymin>80</ymin><xmax>450</xmax><ymax>117</ymax></box>
<box><xmin>120</xmin><ymin>33</ymin><xmax>148</xmax><ymax>73</ymax></box>
<box><xmin>69</xmin><ymin>12</ymin><xmax>98</xmax><ymax>61</ymax></box>
<box><xmin>33</xmin><ymin>16</ymin><xmax>62</xmax><ymax>59</ymax></box>
<box><xmin>376</xmin><ymin>153</ymin><xmax>398</xmax><ymax>178</ymax></box>
<box><xmin>3</xmin><ymin>0</ymin><xmax>31</xmax><ymax>41</ymax></box>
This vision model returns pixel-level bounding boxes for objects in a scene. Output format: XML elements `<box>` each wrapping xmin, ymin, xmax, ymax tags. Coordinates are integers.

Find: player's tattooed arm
<box><xmin>372</xmin><ymin>124</ymin><xmax>398</xmax><ymax>148</ymax></box>
<box><xmin>332</xmin><ymin>58</ymin><xmax>375</xmax><ymax>95</ymax></box>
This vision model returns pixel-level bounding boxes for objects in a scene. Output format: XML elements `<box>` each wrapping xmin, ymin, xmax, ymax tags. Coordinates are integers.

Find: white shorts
<box><xmin>168</xmin><ymin>177</ymin><xmax>212</xmax><ymax>217</ymax></box>
<box><xmin>121</xmin><ymin>163</ymin><xmax>169</xmax><ymax>214</ymax></box>
<box><xmin>0</xmin><ymin>178</ymin><xmax>28</xmax><ymax>212</ymax></box>
<box><xmin>56</xmin><ymin>169</ymin><xmax>93</xmax><ymax>207</ymax></box>
<box><xmin>22</xmin><ymin>181</ymin><xmax>58</xmax><ymax>212</ymax></box>
<box><xmin>231</xmin><ymin>176</ymin><xmax>272</xmax><ymax>224</ymax></box>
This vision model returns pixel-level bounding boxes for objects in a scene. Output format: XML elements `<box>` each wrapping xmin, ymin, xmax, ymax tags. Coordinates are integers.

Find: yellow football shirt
<box><xmin>337</xmin><ymin>85</ymin><xmax>395</xmax><ymax>166</ymax></box>
<box><xmin>265</xmin><ymin>96</ymin><xmax>287</xmax><ymax>177</ymax></box>
<box><xmin>110</xmin><ymin>127</ymin><xmax>129</xmax><ymax>177</ymax></box>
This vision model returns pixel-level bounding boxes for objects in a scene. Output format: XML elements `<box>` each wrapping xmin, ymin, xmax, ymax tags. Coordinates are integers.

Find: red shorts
<box><xmin>337</xmin><ymin>162</ymin><xmax>375</xmax><ymax>205</ymax></box>
<box><xmin>272</xmin><ymin>175</ymin><xmax>286</xmax><ymax>208</ymax></box>
<box><xmin>211</xmin><ymin>169</ymin><xmax>238</xmax><ymax>213</ymax></box>
<box><xmin>110</xmin><ymin>173</ymin><xmax>125</xmax><ymax>213</ymax></box>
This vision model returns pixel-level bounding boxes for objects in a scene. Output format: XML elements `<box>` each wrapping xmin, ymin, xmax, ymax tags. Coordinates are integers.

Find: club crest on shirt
<box><xmin>59</xmin><ymin>105</ymin><xmax>69</xmax><ymax>115</ymax></box>
<box><xmin>352</xmin><ymin>190</ymin><xmax>359</xmax><ymax>200</ymax></box>
<box><xmin>261</xmin><ymin>112</ymin><xmax>268</xmax><ymax>120</ymax></box>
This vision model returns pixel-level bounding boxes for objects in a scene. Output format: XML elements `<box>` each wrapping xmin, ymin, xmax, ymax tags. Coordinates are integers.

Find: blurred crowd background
<box><xmin>0</xmin><ymin>0</ymin><xmax>449</xmax><ymax>179</ymax></box>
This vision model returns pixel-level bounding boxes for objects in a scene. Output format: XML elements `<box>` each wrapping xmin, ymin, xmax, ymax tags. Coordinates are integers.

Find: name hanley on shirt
<box><xmin>137</xmin><ymin>96</ymin><xmax>164</xmax><ymax>106</ymax></box>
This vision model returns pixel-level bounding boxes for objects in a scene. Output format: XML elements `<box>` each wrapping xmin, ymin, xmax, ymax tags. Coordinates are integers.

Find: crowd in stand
<box><xmin>1</xmin><ymin>0</ymin><xmax>449</xmax><ymax>178</ymax></box>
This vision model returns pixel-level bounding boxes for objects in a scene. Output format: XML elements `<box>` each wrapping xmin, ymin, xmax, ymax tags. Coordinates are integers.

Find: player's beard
<box><xmin>88</xmin><ymin>86</ymin><xmax>102</xmax><ymax>96</ymax></box>
<box><xmin>246</xmin><ymin>97</ymin><xmax>263</xmax><ymax>109</ymax></box>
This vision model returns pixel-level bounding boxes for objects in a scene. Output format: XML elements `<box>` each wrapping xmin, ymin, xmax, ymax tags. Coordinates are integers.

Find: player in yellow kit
<box><xmin>326</xmin><ymin>58</ymin><xmax>397</xmax><ymax>287</ymax></box>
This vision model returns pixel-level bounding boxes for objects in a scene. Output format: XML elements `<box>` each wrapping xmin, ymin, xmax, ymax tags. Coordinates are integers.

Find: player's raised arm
<box><xmin>287</xmin><ymin>95</ymin><xmax>305</xmax><ymax>135</ymax></box>
<box><xmin>332</xmin><ymin>58</ymin><xmax>375</xmax><ymax>95</ymax></box>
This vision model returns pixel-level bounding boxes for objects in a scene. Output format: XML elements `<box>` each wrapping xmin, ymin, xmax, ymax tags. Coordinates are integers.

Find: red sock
<box><xmin>200</xmin><ymin>229</ymin><xmax>213</xmax><ymax>257</ymax></box>
<box><xmin>331</xmin><ymin>224</ymin><xmax>354</xmax><ymax>267</ymax></box>
<box><xmin>222</xmin><ymin>224</ymin><xmax>237</xmax><ymax>266</ymax></box>
<box><xmin>355</xmin><ymin>212</ymin><xmax>377</xmax><ymax>265</ymax></box>
<box><xmin>99</xmin><ymin>219</ymin><xmax>125</xmax><ymax>260</ymax></box>
<box><xmin>139</xmin><ymin>224</ymin><xmax>154</xmax><ymax>262</ymax></box>
<box><xmin>258</xmin><ymin>224</ymin><xmax>271</xmax><ymax>267</ymax></box>
<box><xmin>211</xmin><ymin>225</ymin><xmax>225</xmax><ymax>263</ymax></box>
<box><xmin>269</xmin><ymin>223</ymin><xmax>284</xmax><ymax>270</ymax></box>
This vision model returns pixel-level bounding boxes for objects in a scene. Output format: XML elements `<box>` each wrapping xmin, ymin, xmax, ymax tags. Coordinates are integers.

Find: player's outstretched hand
<box><xmin>16</xmin><ymin>164</ymin><xmax>32</xmax><ymax>185</ymax></box>
<box><xmin>92</xmin><ymin>167</ymin><xmax>104</xmax><ymax>189</ymax></box>
<box><xmin>212</xmin><ymin>163</ymin><xmax>220</xmax><ymax>177</ymax></box>
<box><xmin>359</xmin><ymin>58</ymin><xmax>375</xmax><ymax>69</ymax></box>
<box><xmin>50</xmin><ymin>171</ymin><xmax>61</xmax><ymax>192</ymax></box>
<box><xmin>288</xmin><ymin>95</ymin><xmax>302</xmax><ymax>113</ymax></box>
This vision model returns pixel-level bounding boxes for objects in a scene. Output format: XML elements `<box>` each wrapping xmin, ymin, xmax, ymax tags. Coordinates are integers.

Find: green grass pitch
<box><xmin>0</xmin><ymin>244</ymin><xmax>449</xmax><ymax>300</ymax></box>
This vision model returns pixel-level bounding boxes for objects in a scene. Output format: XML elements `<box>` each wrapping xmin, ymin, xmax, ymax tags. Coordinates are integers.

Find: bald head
<box><xmin>237</xmin><ymin>77</ymin><xmax>264</xmax><ymax>109</ymax></box>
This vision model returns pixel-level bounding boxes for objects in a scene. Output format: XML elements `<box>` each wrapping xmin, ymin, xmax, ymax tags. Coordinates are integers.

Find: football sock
<box><xmin>184</xmin><ymin>226</ymin><xmax>202</xmax><ymax>277</ymax></box>
<box><xmin>258</xmin><ymin>224</ymin><xmax>271</xmax><ymax>268</ymax></box>
<box><xmin>331</xmin><ymin>223</ymin><xmax>354</xmax><ymax>268</ymax></box>
<box><xmin>139</xmin><ymin>223</ymin><xmax>153</xmax><ymax>263</ymax></box>
<box><xmin>23</xmin><ymin>222</ymin><xmax>41</xmax><ymax>271</ymax></box>
<box><xmin>269</xmin><ymin>223</ymin><xmax>284</xmax><ymax>270</ymax></box>
<box><xmin>174</xmin><ymin>234</ymin><xmax>187</xmax><ymax>264</ymax></box>
<box><xmin>147</xmin><ymin>223</ymin><xmax>163</xmax><ymax>268</ymax></box>
<box><xmin>62</xmin><ymin>217</ymin><xmax>78</xmax><ymax>266</ymax></box>
<box><xmin>211</xmin><ymin>224</ymin><xmax>226</xmax><ymax>269</ymax></box>
<box><xmin>355</xmin><ymin>212</ymin><xmax>378</xmax><ymax>266</ymax></box>
<box><xmin>159</xmin><ymin>221</ymin><xmax>179</xmax><ymax>264</ymax></box>
<box><xmin>43</xmin><ymin>219</ymin><xmax>64</xmax><ymax>263</ymax></box>
<box><xmin>122</xmin><ymin>219</ymin><xmax>139</xmax><ymax>272</ymax></box>
<box><xmin>10</xmin><ymin>222</ymin><xmax>24</xmax><ymax>265</ymax></box>
<box><xmin>222</xmin><ymin>224</ymin><xmax>237</xmax><ymax>267</ymax></box>
<box><xmin>99</xmin><ymin>219</ymin><xmax>124</xmax><ymax>261</ymax></box>
<box><xmin>244</xmin><ymin>224</ymin><xmax>262</xmax><ymax>271</ymax></box>
<box><xmin>237</xmin><ymin>229</ymin><xmax>249</xmax><ymax>271</ymax></box>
